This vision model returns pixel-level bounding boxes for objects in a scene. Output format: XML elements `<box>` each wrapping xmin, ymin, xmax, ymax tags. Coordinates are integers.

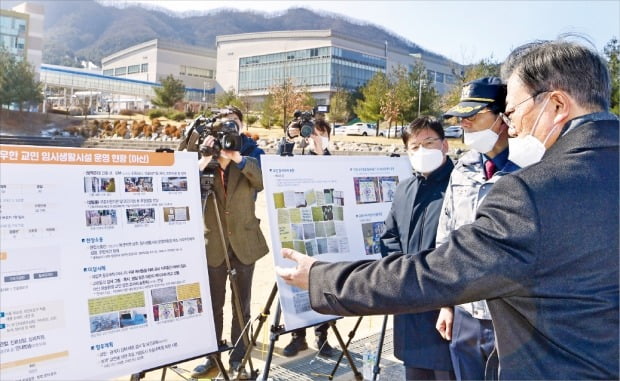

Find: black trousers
<box><xmin>207</xmin><ymin>250</ymin><xmax>255</xmax><ymax>364</ymax></box>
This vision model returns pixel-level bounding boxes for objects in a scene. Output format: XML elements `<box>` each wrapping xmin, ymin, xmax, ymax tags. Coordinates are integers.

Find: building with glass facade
<box><xmin>0</xmin><ymin>2</ymin><xmax>43</xmax><ymax>73</ymax></box>
<box><xmin>217</xmin><ymin>29</ymin><xmax>461</xmax><ymax>106</ymax></box>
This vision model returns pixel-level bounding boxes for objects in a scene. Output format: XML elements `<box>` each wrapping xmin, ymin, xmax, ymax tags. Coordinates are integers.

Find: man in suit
<box><xmin>276</xmin><ymin>39</ymin><xmax>619</xmax><ymax>379</ymax></box>
<box><xmin>189</xmin><ymin>106</ymin><xmax>269</xmax><ymax>379</ymax></box>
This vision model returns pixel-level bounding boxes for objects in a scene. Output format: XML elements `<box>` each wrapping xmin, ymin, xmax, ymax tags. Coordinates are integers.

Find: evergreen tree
<box><xmin>152</xmin><ymin>75</ymin><xmax>185</xmax><ymax>108</ymax></box>
<box><xmin>604</xmin><ymin>37</ymin><xmax>619</xmax><ymax>115</ymax></box>
<box><xmin>0</xmin><ymin>49</ymin><xmax>43</xmax><ymax>110</ymax></box>
<box><xmin>215</xmin><ymin>88</ymin><xmax>243</xmax><ymax>110</ymax></box>
<box><xmin>354</xmin><ymin>72</ymin><xmax>389</xmax><ymax>127</ymax></box>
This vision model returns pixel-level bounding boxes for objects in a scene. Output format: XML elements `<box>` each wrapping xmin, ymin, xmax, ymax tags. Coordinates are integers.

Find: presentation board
<box><xmin>0</xmin><ymin>145</ymin><xmax>217</xmax><ymax>380</ymax></box>
<box><xmin>261</xmin><ymin>155</ymin><xmax>411</xmax><ymax>331</ymax></box>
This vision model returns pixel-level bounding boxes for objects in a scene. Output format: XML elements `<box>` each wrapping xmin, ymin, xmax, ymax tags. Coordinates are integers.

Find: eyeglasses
<box><xmin>458</xmin><ymin>108</ymin><xmax>492</xmax><ymax>123</ymax></box>
<box><xmin>501</xmin><ymin>90</ymin><xmax>548</xmax><ymax>129</ymax></box>
<box><xmin>408</xmin><ymin>137</ymin><xmax>442</xmax><ymax>151</ymax></box>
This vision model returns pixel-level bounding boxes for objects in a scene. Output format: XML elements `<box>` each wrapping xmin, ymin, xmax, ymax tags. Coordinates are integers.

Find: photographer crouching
<box><xmin>183</xmin><ymin>106</ymin><xmax>269</xmax><ymax>379</ymax></box>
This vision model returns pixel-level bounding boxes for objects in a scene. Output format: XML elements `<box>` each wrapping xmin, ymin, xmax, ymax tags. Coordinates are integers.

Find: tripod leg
<box><xmin>261</xmin><ymin>301</ymin><xmax>283</xmax><ymax>380</ymax></box>
<box><xmin>240</xmin><ymin>283</ymin><xmax>278</xmax><ymax>376</ymax></box>
<box><xmin>213</xmin><ymin>355</ymin><xmax>230</xmax><ymax>381</ymax></box>
<box><xmin>372</xmin><ymin>315</ymin><xmax>389</xmax><ymax>381</ymax></box>
<box><xmin>329</xmin><ymin>316</ymin><xmax>363</xmax><ymax>379</ymax></box>
<box><xmin>329</xmin><ymin>320</ymin><xmax>363</xmax><ymax>381</ymax></box>
<box><xmin>208</xmin><ymin>194</ymin><xmax>255</xmax><ymax>372</ymax></box>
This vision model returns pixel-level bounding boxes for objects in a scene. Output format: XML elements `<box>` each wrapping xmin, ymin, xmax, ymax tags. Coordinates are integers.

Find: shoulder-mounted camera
<box><xmin>178</xmin><ymin>113</ymin><xmax>243</xmax><ymax>156</ymax></box>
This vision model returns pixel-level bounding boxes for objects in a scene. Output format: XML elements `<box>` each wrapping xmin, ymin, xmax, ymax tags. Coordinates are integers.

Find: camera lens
<box><xmin>300</xmin><ymin>122</ymin><xmax>313</xmax><ymax>138</ymax></box>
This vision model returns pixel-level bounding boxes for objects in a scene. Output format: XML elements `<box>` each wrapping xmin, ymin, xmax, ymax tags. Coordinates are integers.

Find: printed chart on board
<box><xmin>0</xmin><ymin>145</ymin><xmax>217</xmax><ymax>380</ymax></box>
<box><xmin>262</xmin><ymin>155</ymin><xmax>411</xmax><ymax>331</ymax></box>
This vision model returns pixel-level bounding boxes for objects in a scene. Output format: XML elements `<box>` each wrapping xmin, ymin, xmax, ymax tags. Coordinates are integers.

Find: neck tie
<box><xmin>485</xmin><ymin>159</ymin><xmax>497</xmax><ymax>179</ymax></box>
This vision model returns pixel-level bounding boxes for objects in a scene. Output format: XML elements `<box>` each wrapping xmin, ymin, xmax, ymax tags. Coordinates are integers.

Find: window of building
<box><xmin>436</xmin><ymin>72</ymin><xmax>444</xmax><ymax>83</ymax></box>
<box><xmin>103</xmin><ymin>69</ymin><xmax>114</xmax><ymax>76</ymax></box>
<box><xmin>141</xmin><ymin>63</ymin><xmax>148</xmax><ymax>72</ymax></box>
<box><xmin>128</xmin><ymin>64</ymin><xmax>140</xmax><ymax>74</ymax></box>
<box><xmin>426</xmin><ymin>70</ymin><xmax>436</xmax><ymax>83</ymax></box>
<box><xmin>114</xmin><ymin>67</ymin><xmax>126</xmax><ymax>76</ymax></box>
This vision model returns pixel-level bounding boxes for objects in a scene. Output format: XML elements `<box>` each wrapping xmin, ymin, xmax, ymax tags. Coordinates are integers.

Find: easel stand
<box><xmin>129</xmin><ymin>345</ymin><xmax>231</xmax><ymax>381</ymax></box>
<box><xmin>254</xmin><ymin>285</ymin><xmax>363</xmax><ymax>381</ymax></box>
<box><xmin>372</xmin><ymin>315</ymin><xmax>389</xmax><ymax>381</ymax></box>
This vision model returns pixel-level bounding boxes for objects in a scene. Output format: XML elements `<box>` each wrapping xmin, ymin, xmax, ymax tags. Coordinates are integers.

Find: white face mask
<box><xmin>408</xmin><ymin>147</ymin><xmax>444</xmax><ymax>174</ymax></box>
<box><xmin>463</xmin><ymin>116</ymin><xmax>501</xmax><ymax>153</ymax></box>
<box><xmin>321</xmin><ymin>137</ymin><xmax>330</xmax><ymax>151</ymax></box>
<box><xmin>508</xmin><ymin>96</ymin><xmax>559</xmax><ymax>168</ymax></box>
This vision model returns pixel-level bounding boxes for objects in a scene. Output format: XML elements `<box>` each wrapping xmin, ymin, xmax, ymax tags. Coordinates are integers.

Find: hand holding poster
<box><xmin>261</xmin><ymin>155</ymin><xmax>411</xmax><ymax>330</ymax></box>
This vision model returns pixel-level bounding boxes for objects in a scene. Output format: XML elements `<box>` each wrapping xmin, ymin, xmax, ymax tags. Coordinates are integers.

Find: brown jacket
<box><xmin>203</xmin><ymin>156</ymin><xmax>269</xmax><ymax>266</ymax></box>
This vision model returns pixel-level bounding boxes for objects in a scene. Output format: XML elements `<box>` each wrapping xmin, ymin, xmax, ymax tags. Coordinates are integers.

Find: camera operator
<box><xmin>276</xmin><ymin>115</ymin><xmax>335</xmax><ymax>358</ymax></box>
<box><xmin>279</xmin><ymin>114</ymin><xmax>332</xmax><ymax>156</ymax></box>
<box><xmin>191</xmin><ymin>106</ymin><xmax>269</xmax><ymax>379</ymax></box>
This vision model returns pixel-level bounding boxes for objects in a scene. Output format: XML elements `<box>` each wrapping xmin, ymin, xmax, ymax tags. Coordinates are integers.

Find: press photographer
<box><xmin>278</xmin><ymin>110</ymin><xmax>332</xmax><ymax>156</ymax></box>
<box><xmin>180</xmin><ymin>106</ymin><xmax>269</xmax><ymax>379</ymax></box>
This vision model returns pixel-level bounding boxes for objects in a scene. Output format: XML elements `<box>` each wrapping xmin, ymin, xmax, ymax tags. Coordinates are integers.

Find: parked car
<box><xmin>346</xmin><ymin>122</ymin><xmax>377</xmax><ymax>136</ymax></box>
<box><xmin>332</xmin><ymin>124</ymin><xmax>347</xmax><ymax>135</ymax></box>
<box><xmin>443</xmin><ymin>125</ymin><xmax>463</xmax><ymax>138</ymax></box>
<box><xmin>379</xmin><ymin>125</ymin><xmax>404</xmax><ymax>138</ymax></box>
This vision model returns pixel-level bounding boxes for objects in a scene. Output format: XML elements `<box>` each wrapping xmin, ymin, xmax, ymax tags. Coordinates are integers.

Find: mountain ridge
<box><xmin>2</xmin><ymin>0</ymin><xmax>455</xmax><ymax>67</ymax></box>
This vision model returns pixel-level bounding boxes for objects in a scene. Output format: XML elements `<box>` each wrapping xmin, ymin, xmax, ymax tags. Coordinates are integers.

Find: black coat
<box><xmin>380</xmin><ymin>159</ymin><xmax>454</xmax><ymax>369</ymax></box>
<box><xmin>309</xmin><ymin>114</ymin><xmax>619</xmax><ymax>380</ymax></box>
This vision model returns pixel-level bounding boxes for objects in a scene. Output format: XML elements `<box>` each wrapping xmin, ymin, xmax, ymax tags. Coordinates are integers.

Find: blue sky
<box><xmin>124</xmin><ymin>0</ymin><xmax>619</xmax><ymax>64</ymax></box>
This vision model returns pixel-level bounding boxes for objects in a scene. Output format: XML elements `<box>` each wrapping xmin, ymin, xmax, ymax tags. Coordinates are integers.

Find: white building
<box><xmin>101</xmin><ymin>38</ymin><xmax>217</xmax><ymax>102</ymax></box>
<box><xmin>216</xmin><ymin>29</ymin><xmax>462</xmax><ymax>106</ymax></box>
<box><xmin>0</xmin><ymin>2</ymin><xmax>44</xmax><ymax>74</ymax></box>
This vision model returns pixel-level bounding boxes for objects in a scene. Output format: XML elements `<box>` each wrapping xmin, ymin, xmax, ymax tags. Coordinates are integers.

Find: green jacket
<box><xmin>203</xmin><ymin>156</ymin><xmax>269</xmax><ymax>266</ymax></box>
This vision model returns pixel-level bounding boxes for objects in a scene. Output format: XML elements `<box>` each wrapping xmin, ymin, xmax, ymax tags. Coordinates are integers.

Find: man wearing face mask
<box><xmin>276</xmin><ymin>39</ymin><xmax>618</xmax><ymax>380</ymax></box>
<box><xmin>434</xmin><ymin>77</ymin><xmax>519</xmax><ymax>380</ymax></box>
<box><xmin>380</xmin><ymin>116</ymin><xmax>455</xmax><ymax>380</ymax></box>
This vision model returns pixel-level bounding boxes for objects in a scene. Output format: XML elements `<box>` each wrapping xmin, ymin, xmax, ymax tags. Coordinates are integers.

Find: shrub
<box><xmin>167</xmin><ymin>110</ymin><xmax>187</xmax><ymax>121</ymax></box>
<box><xmin>147</xmin><ymin>108</ymin><xmax>166</xmax><ymax>119</ymax></box>
<box><xmin>245</xmin><ymin>114</ymin><xmax>258</xmax><ymax>126</ymax></box>
<box><xmin>119</xmin><ymin>109</ymin><xmax>135</xmax><ymax>116</ymax></box>
<box><xmin>185</xmin><ymin>110</ymin><xmax>196</xmax><ymax>119</ymax></box>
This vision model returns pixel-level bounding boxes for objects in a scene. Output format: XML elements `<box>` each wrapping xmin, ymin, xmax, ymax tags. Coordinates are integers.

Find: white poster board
<box><xmin>262</xmin><ymin>155</ymin><xmax>411</xmax><ymax>331</ymax></box>
<box><xmin>0</xmin><ymin>145</ymin><xmax>217</xmax><ymax>380</ymax></box>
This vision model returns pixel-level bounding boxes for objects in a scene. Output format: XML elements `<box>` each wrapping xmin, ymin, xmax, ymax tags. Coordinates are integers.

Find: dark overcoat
<box><xmin>309</xmin><ymin>113</ymin><xmax>619</xmax><ymax>380</ymax></box>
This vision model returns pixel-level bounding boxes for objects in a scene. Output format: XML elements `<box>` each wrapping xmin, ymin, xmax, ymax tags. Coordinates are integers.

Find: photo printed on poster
<box><xmin>262</xmin><ymin>155</ymin><xmax>411</xmax><ymax>331</ymax></box>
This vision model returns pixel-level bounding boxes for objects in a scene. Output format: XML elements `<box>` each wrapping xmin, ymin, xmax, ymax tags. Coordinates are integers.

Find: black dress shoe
<box><xmin>316</xmin><ymin>337</ymin><xmax>335</xmax><ymax>358</ymax></box>
<box><xmin>191</xmin><ymin>358</ymin><xmax>217</xmax><ymax>378</ymax></box>
<box><xmin>282</xmin><ymin>335</ymin><xmax>309</xmax><ymax>357</ymax></box>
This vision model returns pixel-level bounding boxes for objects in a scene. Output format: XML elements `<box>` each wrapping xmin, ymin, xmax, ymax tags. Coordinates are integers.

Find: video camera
<box><xmin>180</xmin><ymin>111</ymin><xmax>243</xmax><ymax>157</ymax></box>
<box><xmin>287</xmin><ymin>109</ymin><xmax>315</xmax><ymax>139</ymax></box>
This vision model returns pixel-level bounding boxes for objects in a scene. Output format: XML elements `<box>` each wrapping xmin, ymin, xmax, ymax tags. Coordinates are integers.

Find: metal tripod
<box><xmin>200</xmin><ymin>160</ymin><xmax>256</xmax><ymax>379</ymax></box>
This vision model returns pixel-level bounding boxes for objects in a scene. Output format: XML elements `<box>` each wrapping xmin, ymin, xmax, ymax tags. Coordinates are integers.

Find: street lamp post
<box><xmin>202</xmin><ymin>80</ymin><xmax>206</xmax><ymax>111</ymax></box>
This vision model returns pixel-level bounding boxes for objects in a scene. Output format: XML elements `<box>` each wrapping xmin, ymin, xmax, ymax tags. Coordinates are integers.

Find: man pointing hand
<box><xmin>275</xmin><ymin>248</ymin><xmax>316</xmax><ymax>290</ymax></box>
